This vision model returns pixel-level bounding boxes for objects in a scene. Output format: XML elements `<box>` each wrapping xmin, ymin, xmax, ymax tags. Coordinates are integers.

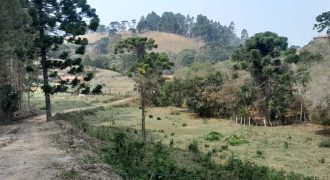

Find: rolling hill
<box><xmin>82</xmin><ymin>31</ymin><xmax>204</xmax><ymax>54</ymax></box>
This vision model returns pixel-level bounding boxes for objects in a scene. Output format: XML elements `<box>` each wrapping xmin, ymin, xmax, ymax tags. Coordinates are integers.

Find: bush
<box><xmin>205</xmin><ymin>131</ymin><xmax>222</xmax><ymax>141</ymax></box>
<box><xmin>319</xmin><ymin>139</ymin><xmax>330</xmax><ymax>148</ymax></box>
<box><xmin>0</xmin><ymin>84</ymin><xmax>19</xmax><ymax>119</ymax></box>
<box><xmin>188</xmin><ymin>140</ymin><xmax>199</xmax><ymax>153</ymax></box>
<box><xmin>182</xmin><ymin>123</ymin><xmax>187</xmax><ymax>127</ymax></box>
<box><xmin>225</xmin><ymin>135</ymin><xmax>248</xmax><ymax>145</ymax></box>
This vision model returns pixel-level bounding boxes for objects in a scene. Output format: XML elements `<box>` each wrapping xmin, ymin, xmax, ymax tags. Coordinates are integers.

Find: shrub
<box><xmin>205</xmin><ymin>131</ymin><xmax>222</xmax><ymax>141</ymax></box>
<box><xmin>157</xmin><ymin>117</ymin><xmax>161</xmax><ymax>120</ymax></box>
<box><xmin>182</xmin><ymin>123</ymin><xmax>187</xmax><ymax>127</ymax></box>
<box><xmin>221</xmin><ymin>145</ymin><xmax>229</xmax><ymax>151</ymax></box>
<box><xmin>188</xmin><ymin>140</ymin><xmax>199</xmax><ymax>153</ymax></box>
<box><xmin>225</xmin><ymin>135</ymin><xmax>248</xmax><ymax>145</ymax></box>
<box><xmin>320</xmin><ymin>158</ymin><xmax>325</xmax><ymax>164</ymax></box>
<box><xmin>319</xmin><ymin>139</ymin><xmax>330</xmax><ymax>148</ymax></box>
<box><xmin>284</xmin><ymin>141</ymin><xmax>289</xmax><ymax>148</ymax></box>
<box><xmin>149</xmin><ymin>115</ymin><xmax>153</xmax><ymax>118</ymax></box>
<box><xmin>170</xmin><ymin>139</ymin><xmax>174</xmax><ymax>147</ymax></box>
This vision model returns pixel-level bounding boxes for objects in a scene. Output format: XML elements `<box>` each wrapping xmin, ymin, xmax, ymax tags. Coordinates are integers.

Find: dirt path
<box><xmin>0</xmin><ymin>98</ymin><xmax>133</xmax><ymax>180</ymax></box>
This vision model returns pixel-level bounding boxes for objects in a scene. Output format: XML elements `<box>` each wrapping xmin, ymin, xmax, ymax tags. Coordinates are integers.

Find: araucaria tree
<box><xmin>232</xmin><ymin>32</ymin><xmax>295</xmax><ymax>123</ymax></box>
<box><xmin>314</xmin><ymin>11</ymin><xmax>330</xmax><ymax>34</ymax></box>
<box><xmin>28</xmin><ymin>0</ymin><xmax>100</xmax><ymax>121</ymax></box>
<box><xmin>115</xmin><ymin>37</ymin><xmax>173</xmax><ymax>140</ymax></box>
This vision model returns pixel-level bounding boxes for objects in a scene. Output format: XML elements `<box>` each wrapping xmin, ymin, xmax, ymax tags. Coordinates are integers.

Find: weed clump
<box><xmin>319</xmin><ymin>139</ymin><xmax>330</xmax><ymax>148</ymax></box>
<box><xmin>188</xmin><ymin>140</ymin><xmax>199</xmax><ymax>153</ymax></box>
<box><xmin>225</xmin><ymin>135</ymin><xmax>248</xmax><ymax>145</ymax></box>
<box><xmin>205</xmin><ymin>131</ymin><xmax>222</xmax><ymax>141</ymax></box>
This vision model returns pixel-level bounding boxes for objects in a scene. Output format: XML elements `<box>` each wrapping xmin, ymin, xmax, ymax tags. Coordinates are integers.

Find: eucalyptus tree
<box><xmin>28</xmin><ymin>0</ymin><xmax>99</xmax><ymax>121</ymax></box>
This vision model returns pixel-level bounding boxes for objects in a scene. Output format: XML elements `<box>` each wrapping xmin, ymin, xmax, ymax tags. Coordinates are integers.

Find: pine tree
<box><xmin>27</xmin><ymin>0</ymin><xmax>100</xmax><ymax>121</ymax></box>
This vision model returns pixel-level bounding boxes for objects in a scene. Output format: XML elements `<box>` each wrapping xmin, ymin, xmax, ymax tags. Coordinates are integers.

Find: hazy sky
<box><xmin>87</xmin><ymin>0</ymin><xmax>330</xmax><ymax>46</ymax></box>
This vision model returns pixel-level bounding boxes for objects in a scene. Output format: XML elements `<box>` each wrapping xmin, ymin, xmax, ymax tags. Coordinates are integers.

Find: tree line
<box><xmin>136</xmin><ymin>11</ymin><xmax>245</xmax><ymax>44</ymax></box>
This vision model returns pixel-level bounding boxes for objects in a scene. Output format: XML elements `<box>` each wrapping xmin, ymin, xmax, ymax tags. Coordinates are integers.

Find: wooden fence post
<box><xmin>263</xmin><ymin>118</ymin><xmax>267</xmax><ymax>127</ymax></box>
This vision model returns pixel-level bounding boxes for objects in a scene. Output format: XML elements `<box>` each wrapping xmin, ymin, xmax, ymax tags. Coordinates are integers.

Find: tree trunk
<box><xmin>41</xmin><ymin>47</ymin><xmax>52</xmax><ymax>121</ymax></box>
<box><xmin>141</xmin><ymin>89</ymin><xmax>146</xmax><ymax>141</ymax></box>
<box><xmin>300</xmin><ymin>95</ymin><xmax>303</xmax><ymax>122</ymax></box>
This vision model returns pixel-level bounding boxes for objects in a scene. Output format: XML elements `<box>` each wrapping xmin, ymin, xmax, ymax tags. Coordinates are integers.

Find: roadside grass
<box><xmin>54</xmin><ymin>107</ymin><xmax>313</xmax><ymax>180</ymax></box>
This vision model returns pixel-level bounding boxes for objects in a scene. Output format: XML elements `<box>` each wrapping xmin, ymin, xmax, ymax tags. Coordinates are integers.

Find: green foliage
<box><xmin>319</xmin><ymin>139</ymin><xmax>330</xmax><ymax>148</ymax></box>
<box><xmin>314</xmin><ymin>11</ymin><xmax>330</xmax><ymax>34</ymax></box>
<box><xmin>136</xmin><ymin>11</ymin><xmax>240</xmax><ymax>44</ymax></box>
<box><xmin>256</xmin><ymin>150</ymin><xmax>264</xmax><ymax>158</ymax></box>
<box><xmin>157</xmin><ymin>79</ymin><xmax>185</xmax><ymax>107</ymax></box>
<box><xmin>185</xmin><ymin>71</ymin><xmax>236</xmax><ymax>117</ymax></box>
<box><xmin>55</xmin><ymin>108</ymin><xmax>315</xmax><ymax>180</ymax></box>
<box><xmin>0</xmin><ymin>85</ymin><xmax>19</xmax><ymax>118</ymax></box>
<box><xmin>232</xmin><ymin>31</ymin><xmax>296</xmax><ymax>122</ymax></box>
<box><xmin>91</xmin><ymin>84</ymin><xmax>103</xmax><ymax>94</ymax></box>
<box><xmin>225</xmin><ymin>135</ymin><xmax>248</xmax><ymax>146</ymax></box>
<box><xmin>178</xmin><ymin>49</ymin><xmax>196</xmax><ymax>67</ymax></box>
<box><xmin>205</xmin><ymin>132</ymin><xmax>222</xmax><ymax>141</ymax></box>
<box><xmin>187</xmin><ymin>140</ymin><xmax>199</xmax><ymax>153</ymax></box>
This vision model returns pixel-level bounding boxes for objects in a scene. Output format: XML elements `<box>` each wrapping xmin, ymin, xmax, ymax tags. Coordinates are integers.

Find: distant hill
<box><xmin>82</xmin><ymin>31</ymin><xmax>204</xmax><ymax>54</ymax></box>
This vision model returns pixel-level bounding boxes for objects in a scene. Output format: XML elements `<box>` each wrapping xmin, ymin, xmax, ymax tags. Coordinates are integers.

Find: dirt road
<box><xmin>0</xmin><ymin>98</ymin><xmax>133</xmax><ymax>180</ymax></box>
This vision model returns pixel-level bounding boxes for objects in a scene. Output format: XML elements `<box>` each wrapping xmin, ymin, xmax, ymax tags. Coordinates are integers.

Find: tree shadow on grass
<box><xmin>315</xmin><ymin>128</ymin><xmax>330</xmax><ymax>137</ymax></box>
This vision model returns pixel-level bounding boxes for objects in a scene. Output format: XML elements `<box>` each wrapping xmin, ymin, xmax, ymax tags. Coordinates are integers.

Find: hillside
<box><xmin>303</xmin><ymin>39</ymin><xmax>330</xmax><ymax>120</ymax></box>
<box><xmin>83</xmin><ymin>31</ymin><xmax>204</xmax><ymax>54</ymax></box>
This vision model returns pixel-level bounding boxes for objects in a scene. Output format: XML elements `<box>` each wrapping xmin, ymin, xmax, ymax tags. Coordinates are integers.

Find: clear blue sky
<box><xmin>87</xmin><ymin>0</ymin><xmax>330</xmax><ymax>46</ymax></box>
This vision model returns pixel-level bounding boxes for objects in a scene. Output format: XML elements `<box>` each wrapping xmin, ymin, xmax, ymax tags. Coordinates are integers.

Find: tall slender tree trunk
<box><xmin>41</xmin><ymin>47</ymin><xmax>52</xmax><ymax>121</ymax></box>
<box><xmin>141</xmin><ymin>89</ymin><xmax>146</xmax><ymax>141</ymax></box>
<box><xmin>300</xmin><ymin>95</ymin><xmax>303</xmax><ymax>122</ymax></box>
<box><xmin>37</xmin><ymin>2</ymin><xmax>52</xmax><ymax>122</ymax></box>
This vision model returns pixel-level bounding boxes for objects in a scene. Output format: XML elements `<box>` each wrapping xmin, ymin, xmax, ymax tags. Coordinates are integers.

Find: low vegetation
<box><xmin>54</xmin><ymin>108</ymin><xmax>315</xmax><ymax>180</ymax></box>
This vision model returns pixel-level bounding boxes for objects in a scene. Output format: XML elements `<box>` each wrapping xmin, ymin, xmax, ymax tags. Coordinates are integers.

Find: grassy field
<box><xmin>29</xmin><ymin>68</ymin><xmax>135</xmax><ymax>114</ymax></box>
<box><xmin>60</xmin><ymin>104</ymin><xmax>329</xmax><ymax>179</ymax></box>
<box><xmin>82</xmin><ymin>31</ymin><xmax>204</xmax><ymax>54</ymax></box>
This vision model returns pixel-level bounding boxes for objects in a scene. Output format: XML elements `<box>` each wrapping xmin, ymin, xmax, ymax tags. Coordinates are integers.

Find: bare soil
<box><xmin>0</xmin><ymin>98</ymin><xmax>134</xmax><ymax>180</ymax></box>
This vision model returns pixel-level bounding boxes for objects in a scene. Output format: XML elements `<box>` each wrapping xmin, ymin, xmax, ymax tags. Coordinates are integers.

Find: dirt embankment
<box><xmin>0</xmin><ymin>98</ymin><xmax>133</xmax><ymax>180</ymax></box>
